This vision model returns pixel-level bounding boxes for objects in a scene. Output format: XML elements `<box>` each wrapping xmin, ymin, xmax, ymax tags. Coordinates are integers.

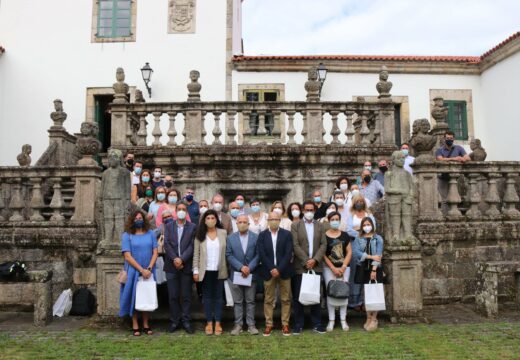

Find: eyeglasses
<box><xmin>267</xmin><ymin>218</ymin><xmax>281</xmax><ymax>221</ymax></box>
<box><xmin>187</xmin><ymin>192</ymin><xmax>194</xmax><ymax>195</ymax></box>
<box><xmin>163</xmin><ymin>216</ymin><xmax>172</xmax><ymax>220</ymax></box>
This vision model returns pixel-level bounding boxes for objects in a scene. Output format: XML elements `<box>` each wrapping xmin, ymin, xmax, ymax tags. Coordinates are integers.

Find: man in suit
<box><xmin>257</xmin><ymin>211</ymin><xmax>294</xmax><ymax>337</ymax></box>
<box><xmin>163</xmin><ymin>201</ymin><xmax>197</xmax><ymax>334</ymax></box>
<box><xmin>212</xmin><ymin>193</ymin><xmax>233</xmax><ymax>234</ymax></box>
<box><xmin>226</xmin><ymin>214</ymin><xmax>260</xmax><ymax>335</ymax></box>
<box><xmin>291</xmin><ymin>200</ymin><xmax>327</xmax><ymax>334</ymax></box>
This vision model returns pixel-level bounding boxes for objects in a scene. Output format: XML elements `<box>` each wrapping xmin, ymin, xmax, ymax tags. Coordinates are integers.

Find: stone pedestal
<box><xmin>110</xmin><ymin>111</ymin><xmax>129</xmax><ymax>146</ymax></box>
<box><xmin>184</xmin><ymin>104</ymin><xmax>204</xmax><ymax>145</ymax></box>
<box><xmin>71</xmin><ymin>165</ymin><xmax>101</xmax><ymax>222</ymax></box>
<box><xmin>385</xmin><ymin>246</ymin><xmax>423</xmax><ymax>316</ymax></box>
<box><xmin>96</xmin><ymin>254</ymin><xmax>124</xmax><ymax>316</ymax></box>
<box><xmin>305</xmin><ymin>103</ymin><xmax>323</xmax><ymax>144</ymax></box>
<box><xmin>29</xmin><ymin>270</ymin><xmax>53</xmax><ymax>326</ymax></box>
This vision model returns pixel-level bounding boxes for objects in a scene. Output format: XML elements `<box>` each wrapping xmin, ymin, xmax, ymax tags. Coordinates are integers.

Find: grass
<box><xmin>1</xmin><ymin>322</ymin><xmax>519</xmax><ymax>359</ymax></box>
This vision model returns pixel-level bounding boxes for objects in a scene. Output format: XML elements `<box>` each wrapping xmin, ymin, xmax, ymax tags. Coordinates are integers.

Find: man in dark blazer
<box><xmin>290</xmin><ymin>200</ymin><xmax>328</xmax><ymax>334</ymax></box>
<box><xmin>163</xmin><ymin>202</ymin><xmax>197</xmax><ymax>334</ymax></box>
<box><xmin>257</xmin><ymin>211</ymin><xmax>294</xmax><ymax>337</ymax></box>
<box><xmin>226</xmin><ymin>214</ymin><xmax>260</xmax><ymax>335</ymax></box>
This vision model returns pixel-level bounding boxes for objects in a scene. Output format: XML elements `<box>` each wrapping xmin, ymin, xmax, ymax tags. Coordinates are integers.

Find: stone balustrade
<box><xmin>0</xmin><ymin>166</ymin><xmax>101</xmax><ymax>223</ymax></box>
<box><xmin>109</xmin><ymin>99</ymin><xmax>396</xmax><ymax>148</ymax></box>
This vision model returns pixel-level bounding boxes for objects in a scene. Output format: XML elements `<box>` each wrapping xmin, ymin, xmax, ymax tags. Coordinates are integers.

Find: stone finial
<box><xmin>409</xmin><ymin>118</ymin><xmax>437</xmax><ymax>163</ymax></box>
<box><xmin>304</xmin><ymin>67</ymin><xmax>321</xmax><ymax>102</ymax></box>
<box><xmin>76</xmin><ymin>122</ymin><xmax>102</xmax><ymax>165</ymax></box>
<box><xmin>16</xmin><ymin>144</ymin><xmax>32</xmax><ymax>167</ymax></box>
<box><xmin>469</xmin><ymin>138</ymin><xmax>487</xmax><ymax>161</ymax></box>
<box><xmin>113</xmin><ymin>67</ymin><xmax>129</xmax><ymax>104</ymax></box>
<box><xmin>50</xmin><ymin>99</ymin><xmax>67</xmax><ymax>128</ymax></box>
<box><xmin>431</xmin><ymin>97</ymin><xmax>448</xmax><ymax>124</ymax></box>
<box><xmin>376</xmin><ymin>66</ymin><xmax>392</xmax><ymax>99</ymax></box>
<box><xmin>187</xmin><ymin>70</ymin><xmax>201</xmax><ymax>102</ymax></box>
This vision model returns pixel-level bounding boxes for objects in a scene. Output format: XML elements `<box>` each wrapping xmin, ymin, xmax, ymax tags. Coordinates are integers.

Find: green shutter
<box><xmin>444</xmin><ymin>100</ymin><xmax>468</xmax><ymax>141</ymax></box>
<box><xmin>97</xmin><ymin>0</ymin><xmax>131</xmax><ymax>38</ymax></box>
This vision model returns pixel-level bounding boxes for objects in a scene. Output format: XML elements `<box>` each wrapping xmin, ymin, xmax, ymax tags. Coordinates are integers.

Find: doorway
<box><xmin>94</xmin><ymin>94</ymin><xmax>113</xmax><ymax>153</ymax></box>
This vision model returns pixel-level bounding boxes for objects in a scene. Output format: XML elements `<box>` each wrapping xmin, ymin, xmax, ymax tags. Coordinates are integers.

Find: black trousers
<box><xmin>166</xmin><ymin>271</ymin><xmax>193</xmax><ymax>325</ymax></box>
<box><xmin>291</xmin><ymin>273</ymin><xmax>322</xmax><ymax>330</ymax></box>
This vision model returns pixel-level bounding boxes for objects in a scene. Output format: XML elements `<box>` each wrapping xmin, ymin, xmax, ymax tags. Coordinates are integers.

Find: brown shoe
<box><xmin>263</xmin><ymin>325</ymin><xmax>273</xmax><ymax>337</ymax></box>
<box><xmin>282</xmin><ymin>325</ymin><xmax>291</xmax><ymax>336</ymax></box>
<box><xmin>205</xmin><ymin>322</ymin><xmax>214</xmax><ymax>335</ymax></box>
<box><xmin>214</xmin><ymin>322</ymin><xmax>223</xmax><ymax>335</ymax></box>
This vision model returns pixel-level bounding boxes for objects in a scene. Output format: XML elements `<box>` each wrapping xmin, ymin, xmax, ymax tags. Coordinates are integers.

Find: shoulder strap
<box><xmin>446</xmin><ymin>146</ymin><xmax>456</xmax><ymax>158</ymax></box>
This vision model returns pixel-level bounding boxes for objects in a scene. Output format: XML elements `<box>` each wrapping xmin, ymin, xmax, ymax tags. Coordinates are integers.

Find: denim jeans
<box><xmin>202</xmin><ymin>271</ymin><xmax>224</xmax><ymax>322</ymax></box>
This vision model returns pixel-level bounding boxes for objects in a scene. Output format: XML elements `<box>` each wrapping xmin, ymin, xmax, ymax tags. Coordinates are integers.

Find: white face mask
<box><xmin>199</xmin><ymin>207</ymin><xmax>208</xmax><ymax>215</ymax></box>
<box><xmin>335</xmin><ymin>199</ymin><xmax>344</xmax><ymax>207</ymax></box>
<box><xmin>364</xmin><ymin>166</ymin><xmax>372</xmax><ymax>171</ymax></box>
<box><xmin>177</xmin><ymin>210</ymin><xmax>187</xmax><ymax>220</ymax></box>
<box><xmin>304</xmin><ymin>211</ymin><xmax>315</xmax><ymax>221</ymax></box>
<box><xmin>154</xmin><ymin>171</ymin><xmax>161</xmax><ymax>179</ymax></box>
<box><xmin>351</xmin><ymin>189</ymin><xmax>360</xmax><ymax>197</ymax></box>
<box><xmin>213</xmin><ymin>203</ymin><xmax>223</xmax><ymax>212</ymax></box>
<box><xmin>339</xmin><ymin>183</ymin><xmax>349</xmax><ymax>191</ymax></box>
<box><xmin>363</xmin><ymin>225</ymin><xmax>373</xmax><ymax>234</ymax></box>
<box><xmin>273</xmin><ymin>208</ymin><xmax>283</xmax><ymax>215</ymax></box>
<box><xmin>291</xmin><ymin>209</ymin><xmax>301</xmax><ymax>218</ymax></box>
<box><xmin>326</xmin><ymin>208</ymin><xmax>335</xmax><ymax>215</ymax></box>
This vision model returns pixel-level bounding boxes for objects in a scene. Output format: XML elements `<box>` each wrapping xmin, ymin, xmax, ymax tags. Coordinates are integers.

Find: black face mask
<box><xmin>165</xmin><ymin>181</ymin><xmax>173</xmax><ymax>188</ymax></box>
<box><xmin>363</xmin><ymin>175</ymin><xmax>371</xmax><ymax>183</ymax></box>
<box><xmin>126</xmin><ymin>159</ymin><xmax>134</xmax><ymax>167</ymax></box>
<box><xmin>379</xmin><ymin>166</ymin><xmax>388</xmax><ymax>173</ymax></box>
<box><xmin>445</xmin><ymin>139</ymin><xmax>454</xmax><ymax>146</ymax></box>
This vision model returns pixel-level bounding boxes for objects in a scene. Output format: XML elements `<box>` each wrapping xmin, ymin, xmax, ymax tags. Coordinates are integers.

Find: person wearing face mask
<box><xmin>193</xmin><ymin>210</ymin><xmax>228</xmax><ymax>335</ymax></box>
<box><xmin>401</xmin><ymin>143</ymin><xmax>415</xmax><ymax>175</ymax></box>
<box><xmin>198</xmin><ymin>200</ymin><xmax>209</xmax><ymax>219</ymax></box>
<box><xmin>148</xmin><ymin>186</ymin><xmax>167</xmax><ymax>223</ymax></box>
<box><xmin>360</xmin><ymin>169</ymin><xmax>385</xmax><ymax>205</ymax></box>
<box><xmin>132</xmin><ymin>169</ymin><xmax>153</xmax><ymax>203</ymax></box>
<box><xmin>290</xmin><ymin>201</ymin><xmax>328</xmax><ymax>335</ymax></box>
<box><xmin>312</xmin><ymin>190</ymin><xmax>327</xmax><ymax>220</ymax></box>
<box><xmin>248</xmin><ymin>198</ymin><xmax>268</xmax><ymax>235</ymax></box>
<box><xmin>151</xmin><ymin>167</ymin><xmax>165</xmax><ymax>190</ymax></box>
<box><xmin>345</xmin><ymin>184</ymin><xmax>372</xmax><ymax>212</ymax></box>
<box><xmin>229</xmin><ymin>201</ymin><xmax>241</xmax><ymax>233</ymax></box>
<box><xmin>350</xmin><ymin>217</ymin><xmax>383</xmax><ymax>331</ymax></box>
<box><xmin>235</xmin><ymin>194</ymin><xmax>251</xmax><ymax>215</ymax></box>
<box><xmin>347</xmin><ymin>194</ymin><xmax>376</xmax><ymax>239</ymax></box>
<box><xmin>119</xmin><ymin>210</ymin><xmax>158</xmax><ymax>336</ymax></box>
<box><xmin>333</xmin><ymin>176</ymin><xmax>351</xmax><ymax>202</ymax></box>
<box><xmin>226</xmin><ymin>214</ymin><xmax>260</xmax><ymax>336</ymax></box>
<box><xmin>374</xmin><ymin>159</ymin><xmax>388</xmax><ymax>186</ymax></box>
<box><xmin>287</xmin><ymin>202</ymin><xmax>303</xmax><ymax>224</ymax></box>
<box><xmin>212</xmin><ymin>194</ymin><xmax>233</xmax><ymax>235</ymax></box>
<box><xmin>124</xmin><ymin>152</ymin><xmax>135</xmax><ymax>172</ymax></box>
<box><xmin>163</xmin><ymin>175</ymin><xmax>174</xmax><ymax>191</ymax></box>
<box><xmin>323</xmin><ymin>211</ymin><xmax>353</xmax><ymax>332</ymax></box>
<box><xmin>332</xmin><ymin>190</ymin><xmax>349</xmax><ymax>230</ymax></box>
<box><xmin>184</xmin><ymin>186</ymin><xmax>199</xmax><ymax>225</ymax></box>
<box><xmin>320</xmin><ymin>202</ymin><xmax>338</xmax><ymax>223</ymax></box>
<box><xmin>131</xmin><ymin>160</ymin><xmax>143</xmax><ymax>186</ymax></box>
<box><xmin>163</xmin><ymin>202</ymin><xmax>197</xmax><ymax>334</ymax></box>
<box><xmin>136</xmin><ymin>185</ymin><xmax>155</xmax><ymax>214</ymax></box>
<box><xmin>156</xmin><ymin>189</ymin><xmax>192</xmax><ymax>227</ymax></box>
<box><xmin>270</xmin><ymin>201</ymin><xmax>291</xmax><ymax>231</ymax></box>
<box><xmin>356</xmin><ymin>162</ymin><xmax>375</xmax><ymax>186</ymax></box>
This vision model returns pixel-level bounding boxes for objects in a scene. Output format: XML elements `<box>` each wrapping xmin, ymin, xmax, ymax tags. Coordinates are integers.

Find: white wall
<box><xmin>0</xmin><ymin>0</ymin><xmax>228</xmax><ymax>165</ymax></box>
<box><xmin>480</xmin><ymin>51</ymin><xmax>520</xmax><ymax>161</ymax></box>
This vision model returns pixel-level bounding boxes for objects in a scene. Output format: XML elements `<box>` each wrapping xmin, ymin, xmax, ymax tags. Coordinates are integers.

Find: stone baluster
<box><xmin>29</xmin><ymin>177</ymin><xmax>45</xmax><ymax>221</ymax></box>
<box><xmin>485</xmin><ymin>173</ymin><xmax>501</xmax><ymax>217</ymax></box>
<box><xmin>330</xmin><ymin>110</ymin><xmax>340</xmax><ymax>144</ymax></box>
<box><xmin>49</xmin><ymin>178</ymin><xmax>64</xmax><ymax>221</ymax></box>
<box><xmin>465</xmin><ymin>173</ymin><xmax>482</xmax><ymax>219</ymax></box>
<box><xmin>271</xmin><ymin>110</ymin><xmax>282</xmax><ymax>143</ymax></box>
<box><xmin>212</xmin><ymin>111</ymin><xmax>222</xmax><ymax>145</ymax></box>
<box><xmin>167</xmin><ymin>111</ymin><xmax>178</xmax><ymax>146</ymax></box>
<box><xmin>344</xmin><ymin>110</ymin><xmax>355</xmax><ymax>145</ymax></box>
<box><xmin>502</xmin><ymin>173</ymin><xmax>520</xmax><ymax>218</ymax></box>
<box><xmin>182</xmin><ymin>111</ymin><xmax>187</xmax><ymax>139</ymax></box>
<box><xmin>201</xmin><ymin>111</ymin><xmax>207</xmax><ymax>142</ymax></box>
<box><xmin>446</xmin><ymin>174</ymin><xmax>462</xmax><ymax>218</ymax></box>
<box><xmin>137</xmin><ymin>112</ymin><xmax>148</xmax><ymax>145</ymax></box>
<box><xmin>152</xmin><ymin>111</ymin><xmax>162</xmax><ymax>146</ymax></box>
<box><xmin>0</xmin><ymin>179</ymin><xmax>5</xmax><ymax>221</ymax></box>
<box><xmin>359</xmin><ymin>110</ymin><xmax>370</xmax><ymax>145</ymax></box>
<box><xmin>226</xmin><ymin>110</ymin><xmax>237</xmax><ymax>145</ymax></box>
<box><xmin>242</xmin><ymin>110</ymin><xmax>252</xmax><ymax>136</ymax></box>
<box><xmin>8</xmin><ymin>179</ymin><xmax>25</xmax><ymax>221</ymax></box>
<box><xmin>286</xmin><ymin>111</ymin><xmax>296</xmax><ymax>145</ymax></box>
<box><xmin>257</xmin><ymin>111</ymin><xmax>267</xmax><ymax>136</ymax></box>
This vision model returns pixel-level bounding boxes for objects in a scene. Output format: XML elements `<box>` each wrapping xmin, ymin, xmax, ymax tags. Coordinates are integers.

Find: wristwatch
<box><xmin>146</xmin><ymin>267</ymin><xmax>152</xmax><ymax>271</ymax></box>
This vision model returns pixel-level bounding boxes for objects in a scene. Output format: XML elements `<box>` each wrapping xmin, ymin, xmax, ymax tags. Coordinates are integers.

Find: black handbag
<box><xmin>327</xmin><ymin>279</ymin><xmax>350</xmax><ymax>299</ymax></box>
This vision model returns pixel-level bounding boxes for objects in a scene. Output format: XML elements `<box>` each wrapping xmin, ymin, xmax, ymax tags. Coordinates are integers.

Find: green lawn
<box><xmin>1</xmin><ymin>322</ymin><xmax>519</xmax><ymax>359</ymax></box>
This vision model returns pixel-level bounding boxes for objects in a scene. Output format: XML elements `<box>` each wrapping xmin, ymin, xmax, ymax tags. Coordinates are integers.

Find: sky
<box><xmin>242</xmin><ymin>0</ymin><xmax>520</xmax><ymax>56</ymax></box>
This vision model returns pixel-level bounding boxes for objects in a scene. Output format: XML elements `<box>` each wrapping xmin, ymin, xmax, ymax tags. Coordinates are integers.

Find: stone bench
<box><xmin>0</xmin><ymin>270</ymin><xmax>53</xmax><ymax>326</ymax></box>
<box><xmin>475</xmin><ymin>261</ymin><xmax>520</xmax><ymax>317</ymax></box>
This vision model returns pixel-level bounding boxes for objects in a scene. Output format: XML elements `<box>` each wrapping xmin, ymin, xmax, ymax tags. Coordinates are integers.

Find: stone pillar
<box><xmin>378</xmin><ymin>101</ymin><xmax>395</xmax><ymax>145</ymax></box>
<box><xmin>96</xmin><ymin>254</ymin><xmax>124</xmax><ymax>316</ymax></box>
<box><xmin>71</xmin><ymin>166</ymin><xmax>101</xmax><ymax>222</ymax></box>
<box><xmin>385</xmin><ymin>245</ymin><xmax>423</xmax><ymax>317</ymax></box>
<box><xmin>475</xmin><ymin>262</ymin><xmax>499</xmax><ymax>318</ymax></box>
<box><xmin>29</xmin><ymin>270</ymin><xmax>53</xmax><ymax>326</ymax></box>
<box><xmin>183</xmin><ymin>103</ymin><xmax>204</xmax><ymax>145</ymax></box>
<box><xmin>110</xmin><ymin>106</ymin><xmax>129</xmax><ymax>146</ymax></box>
<box><xmin>304</xmin><ymin>103</ymin><xmax>323</xmax><ymax>144</ymax></box>
<box><xmin>412</xmin><ymin>163</ymin><xmax>443</xmax><ymax>220</ymax></box>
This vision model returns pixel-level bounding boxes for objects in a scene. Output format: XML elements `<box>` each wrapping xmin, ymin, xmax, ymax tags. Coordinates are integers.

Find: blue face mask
<box><xmin>134</xmin><ymin>167</ymin><xmax>142</xmax><ymax>175</ymax></box>
<box><xmin>230</xmin><ymin>208</ymin><xmax>240</xmax><ymax>218</ymax></box>
<box><xmin>236</xmin><ymin>200</ymin><xmax>245</xmax><ymax>208</ymax></box>
<box><xmin>185</xmin><ymin>194</ymin><xmax>194</xmax><ymax>202</ymax></box>
<box><xmin>142</xmin><ymin>176</ymin><xmax>150</xmax><ymax>183</ymax></box>
<box><xmin>163</xmin><ymin>217</ymin><xmax>174</xmax><ymax>225</ymax></box>
<box><xmin>402</xmin><ymin>149</ymin><xmax>409</xmax><ymax>156</ymax></box>
<box><xmin>251</xmin><ymin>205</ymin><xmax>261</xmax><ymax>213</ymax></box>
<box><xmin>313</xmin><ymin>196</ymin><xmax>321</xmax><ymax>203</ymax></box>
<box><xmin>134</xmin><ymin>219</ymin><xmax>145</xmax><ymax>228</ymax></box>
<box><xmin>157</xmin><ymin>193</ymin><xmax>166</xmax><ymax>201</ymax></box>
<box><xmin>168</xmin><ymin>196</ymin><xmax>177</xmax><ymax>204</ymax></box>
<box><xmin>330</xmin><ymin>220</ymin><xmax>340</xmax><ymax>230</ymax></box>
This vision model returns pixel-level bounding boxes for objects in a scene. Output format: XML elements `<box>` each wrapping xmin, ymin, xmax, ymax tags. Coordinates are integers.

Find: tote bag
<box><xmin>155</xmin><ymin>257</ymin><xmax>167</xmax><ymax>285</ymax></box>
<box><xmin>53</xmin><ymin>288</ymin><xmax>73</xmax><ymax>317</ymax></box>
<box><xmin>298</xmin><ymin>270</ymin><xmax>321</xmax><ymax>306</ymax></box>
<box><xmin>135</xmin><ymin>276</ymin><xmax>158</xmax><ymax>312</ymax></box>
<box><xmin>364</xmin><ymin>280</ymin><xmax>386</xmax><ymax>311</ymax></box>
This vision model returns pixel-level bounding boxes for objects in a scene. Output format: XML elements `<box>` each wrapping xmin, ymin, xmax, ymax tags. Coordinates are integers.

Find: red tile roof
<box><xmin>480</xmin><ymin>31</ymin><xmax>520</xmax><ymax>60</ymax></box>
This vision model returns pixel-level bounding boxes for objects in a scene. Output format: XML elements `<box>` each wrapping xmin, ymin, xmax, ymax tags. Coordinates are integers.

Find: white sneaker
<box><xmin>341</xmin><ymin>320</ymin><xmax>349</xmax><ymax>331</ymax></box>
<box><xmin>326</xmin><ymin>320</ymin><xmax>335</xmax><ymax>332</ymax></box>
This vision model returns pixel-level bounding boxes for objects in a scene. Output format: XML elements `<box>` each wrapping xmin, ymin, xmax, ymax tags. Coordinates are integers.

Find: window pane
<box><xmin>97</xmin><ymin>27</ymin><xmax>112</xmax><ymax>37</ymax></box>
<box><xmin>99</xmin><ymin>0</ymin><xmax>113</xmax><ymax>9</ymax></box>
<box><xmin>245</xmin><ymin>92</ymin><xmax>259</xmax><ymax>102</ymax></box>
<box><xmin>117</xmin><ymin>0</ymin><xmax>131</xmax><ymax>10</ymax></box>
<box><xmin>264</xmin><ymin>92</ymin><xmax>277</xmax><ymax>101</ymax></box>
<box><xmin>116</xmin><ymin>27</ymin><xmax>131</xmax><ymax>36</ymax></box>
<box><xmin>99</xmin><ymin>9</ymin><xmax>113</xmax><ymax>18</ymax></box>
<box><xmin>117</xmin><ymin>18</ymin><xmax>130</xmax><ymax>27</ymax></box>
<box><xmin>117</xmin><ymin>9</ymin><xmax>130</xmax><ymax>18</ymax></box>
<box><xmin>99</xmin><ymin>18</ymin><xmax>112</xmax><ymax>27</ymax></box>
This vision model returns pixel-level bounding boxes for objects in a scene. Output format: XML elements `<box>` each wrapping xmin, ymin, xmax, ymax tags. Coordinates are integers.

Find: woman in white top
<box><xmin>346</xmin><ymin>195</ymin><xmax>376</xmax><ymax>238</ymax></box>
<box><xmin>270</xmin><ymin>201</ymin><xmax>292</xmax><ymax>231</ymax></box>
<box><xmin>330</xmin><ymin>176</ymin><xmax>351</xmax><ymax>202</ymax></box>
<box><xmin>331</xmin><ymin>190</ymin><xmax>350</xmax><ymax>230</ymax></box>
<box><xmin>248</xmin><ymin>198</ymin><xmax>268</xmax><ymax>234</ymax></box>
<box><xmin>193</xmin><ymin>210</ymin><xmax>228</xmax><ymax>335</ymax></box>
<box><xmin>345</xmin><ymin>184</ymin><xmax>372</xmax><ymax>211</ymax></box>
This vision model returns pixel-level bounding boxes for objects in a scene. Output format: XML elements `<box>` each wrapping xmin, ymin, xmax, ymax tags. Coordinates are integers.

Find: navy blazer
<box><xmin>257</xmin><ymin>227</ymin><xmax>294</xmax><ymax>280</ymax></box>
<box><xmin>163</xmin><ymin>220</ymin><xmax>197</xmax><ymax>274</ymax></box>
<box><xmin>226</xmin><ymin>231</ymin><xmax>260</xmax><ymax>280</ymax></box>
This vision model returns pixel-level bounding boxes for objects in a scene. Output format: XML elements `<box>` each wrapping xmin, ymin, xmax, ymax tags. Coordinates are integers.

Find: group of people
<box><xmin>118</xmin><ymin>130</ymin><xmax>470</xmax><ymax>336</ymax></box>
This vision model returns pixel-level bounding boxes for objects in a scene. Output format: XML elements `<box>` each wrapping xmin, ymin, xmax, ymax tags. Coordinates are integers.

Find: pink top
<box><xmin>156</xmin><ymin>204</ymin><xmax>192</xmax><ymax>227</ymax></box>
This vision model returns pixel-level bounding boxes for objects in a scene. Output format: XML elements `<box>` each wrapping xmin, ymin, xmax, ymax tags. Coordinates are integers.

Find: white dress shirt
<box><xmin>231</xmin><ymin>218</ymin><xmax>238</xmax><ymax>233</ymax></box>
<box><xmin>404</xmin><ymin>155</ymin><xmax>415</xmax><ymax>175</ymax></box>
<box><xmin>270</xmin><ymin>230</ymin><xmax>278</xmax><ymax>266</ymax></box>
<box><xmin>177</xmin><ymin>222</ymin><xmax>184</xmax><ymax>256</ymax></box>
<box><xmin>205</xmin><ymin>235</ymin><xmax>220</xmax><ymax>271</ymax></box>
<box><xmin>239</xmin><ymin>232</ymin><xmax>249</xmax><ymax>254</ymax></box>
<box><xmin>304</xmin><ymin>220</ymin><xmax>314</xmax><ymax>258</ymax></box>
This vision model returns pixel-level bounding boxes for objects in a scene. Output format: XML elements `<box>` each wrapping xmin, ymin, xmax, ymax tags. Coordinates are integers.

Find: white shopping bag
<box><xmin>155</xmin><ymin>257</ymin><xmax>167</xmax><ymax>285</ymax></box>
<box><xmin>135</xmin><ymin>276</ymin><xmax>158</xmax><ymax>312</ymax></box>
<box><xmin>299</xmin><ymin>270</ymin><xmax>321</xmax><ymax>306</ymax></box>
<box><xmin>224</xmin><ymin>279</ymin><xmax>234</xmax><ymax>307</ymax></box>
<box><xmin>364</xmin><ymin>281</ymin><xmax>386</xmax><ymax>311</ymax></box>
<box><xmin>53</xmin><ymin>288</ymin><xmax>73</xmax><ymax>317</ymax></box>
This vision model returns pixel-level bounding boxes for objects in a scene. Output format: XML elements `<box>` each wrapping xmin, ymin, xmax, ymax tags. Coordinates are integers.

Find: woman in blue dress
<box><xmin>119</xmin><ymin>210</ymin><xmax>158</xmax><ymax>336</ymax></box>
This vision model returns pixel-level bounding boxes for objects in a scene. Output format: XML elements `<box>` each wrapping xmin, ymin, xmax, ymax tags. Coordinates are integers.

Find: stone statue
<box><xmin>76</xmin><ymin>122</ymin><xmax>102</xmax><ymax>165</ymax></box>
<box><xmin>376</xmin><ymin>66</ymin><xmax>392</xmax><ymax>99</ymax></box>
<box><xmin>135</xmin><ymin>89</ymin><xmax>146</xmax><ymax>103</ymax></box>
<box><xmin>187</xmin><ymin>70</ymin><xmax>201</xmax><ymax>102</ymax></box>
<box><xmin>409</xmin><ymin>118</ymin><xmax>437</xmax><ymax>163</ymax></box>
<box><xmin>469</xmin><ymin>139</ymin><xmax>487</xmax><ymax>161</ymax></box>
<box><xmin>384</xmin><ymin>150</ymin><xmax>417</xmax><ymax>245</ymax></box>
<box><xmin>113</xmin><ymin>67</ymin><xmax>129</xmax><ymax>104</ymax></box>
<box><xmin>17</xmin><ymin>144</ymin><xmax>32</xmax><ymax>167</ymax></box>
<box><xmin>100</xmin><ymin>149</ymin><xmax>131</xmax><ymax>251</ymax></box>
<box><xmin>431</xmin><ymin>97</ymin><xmax>448</xmax><ymax>124</ymax></box>
<box><xmin>304</xmin><ymin>67</ymin><xmax>320</xmax><ymax>102</ymax></box>
<box><xmin>50</xmin><ymin>99</ymin><xmax>67</xmax><ymax>128</ymax></box>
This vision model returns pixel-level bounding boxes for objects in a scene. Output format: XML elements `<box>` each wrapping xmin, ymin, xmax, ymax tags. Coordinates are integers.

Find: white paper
<box><xmin>232</xmin><ymin>271</ymin><xmax>252</xmax><ymax>287</ymax></box>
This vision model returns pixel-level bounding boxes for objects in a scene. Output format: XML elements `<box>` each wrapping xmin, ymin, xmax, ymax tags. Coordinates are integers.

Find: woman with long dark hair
<box><xmin>192</xmin><ymin>210</ymin><xmax>228</xmax><ymax>335</ymax></box>
<box><xmin>119</xmin><ymin>210</ymin><xmax>158</xmax><ymax>336</ymax></box>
